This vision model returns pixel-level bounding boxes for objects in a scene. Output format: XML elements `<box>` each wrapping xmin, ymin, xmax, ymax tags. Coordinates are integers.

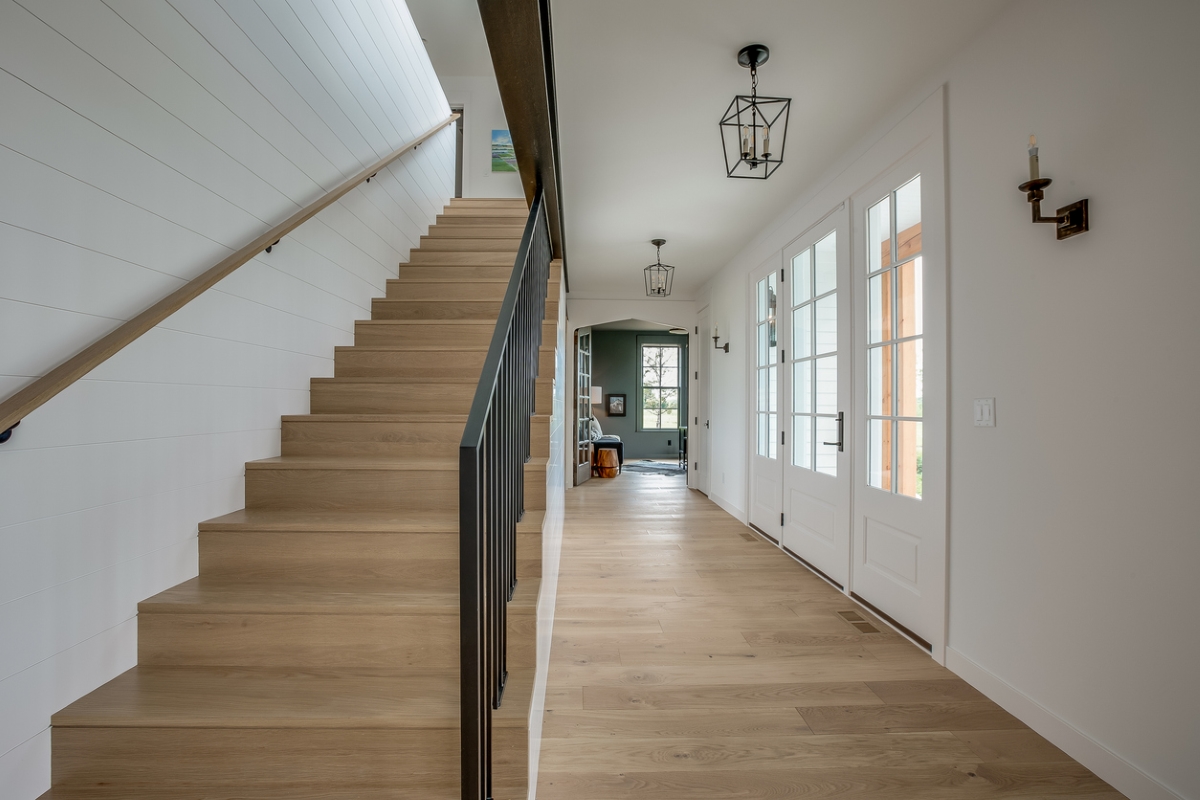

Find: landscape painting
<box><xmin>491</xmin><ymin>129</ymin><xmax>517</xmax><ymax>172</ymax></box>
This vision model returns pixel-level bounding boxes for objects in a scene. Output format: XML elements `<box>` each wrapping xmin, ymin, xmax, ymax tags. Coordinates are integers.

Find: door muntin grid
<box><xmin>790</xmin><ymin>231</ymin><xmax>838</xmax><ymax>476</ymax></box>
<box><xmin>866</xmin><ymin>175</ymin><xmax>923</xmax><ymax>498</ymax></box>
<box><xmin>576</xmin><ymin>332</ymin><xmax>591</xmax><ymax>469</ymax></box>
<box><xmin>756</xmin><ymin>272</ymin><xmax>778</xmax><ymax>459</ymax></box>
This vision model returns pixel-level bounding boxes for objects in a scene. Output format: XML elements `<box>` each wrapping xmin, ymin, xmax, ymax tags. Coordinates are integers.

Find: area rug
<box><xmin>621</xmin><ymin>460</ymin><xmax>686</xmax><ymax>476</ymax></box>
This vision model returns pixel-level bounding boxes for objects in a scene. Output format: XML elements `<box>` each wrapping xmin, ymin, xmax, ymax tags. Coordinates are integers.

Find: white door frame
<box><xmin>733</xmin><ymin>88</ymin><xmax>948</xmax><ymax>661</ymax></box>
<box><xmin>694</xmin><ymin>305</ymin><xmax>712</xmax><ymax>495</ymax></box>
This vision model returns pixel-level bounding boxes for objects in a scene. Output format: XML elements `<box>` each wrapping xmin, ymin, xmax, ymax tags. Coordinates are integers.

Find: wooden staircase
<box><xmin>39</xmin><ymin>198</ymin><xmax>559</xmax><ymax>800</ymax></box>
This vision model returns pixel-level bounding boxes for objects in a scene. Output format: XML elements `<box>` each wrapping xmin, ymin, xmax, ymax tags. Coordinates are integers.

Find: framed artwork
<box><xmin>606</xmin><ymin>393</ymin><xmax>626</xmax><ymax>417</ymax></box>
<box><xmin>491</xmin><ymin>130</ymin><xmax>517</xmax><ymax>172</ymax></box>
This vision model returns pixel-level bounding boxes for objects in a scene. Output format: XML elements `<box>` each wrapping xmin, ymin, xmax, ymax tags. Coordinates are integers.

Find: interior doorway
<box><xmin>574</xmin><ymin>327</ymin><xmax>592</xmax><ymax>486</ymax></box>
<box><xmin>574</xmin><ymin>319</ymin><xmax>690</xmax><ymax>485</ymax></box>
<box><xmin>451</xmin><ymin>105</ymin><xmax>464</xmax><ymax>198</ymax></box>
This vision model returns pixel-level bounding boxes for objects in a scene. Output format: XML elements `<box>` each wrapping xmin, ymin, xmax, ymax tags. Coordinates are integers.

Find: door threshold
<box><xmin>781</xmin><ymin>545</ymin><xmax>845</xmax><ymax>592</ymax></box>
<box><xmin>746</xmin><ymin>523</ymin><xmax>778</xmax><ymax>544</ymax></box>
<box><xmin>850</xmin><ymin>592</ymin><xmax>933</xmax><ymax>652</ymax></box>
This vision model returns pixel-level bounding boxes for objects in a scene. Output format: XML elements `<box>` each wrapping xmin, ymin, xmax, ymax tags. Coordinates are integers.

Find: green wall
<box><xmin>590</xmin><ymin>330</ymin><xmax>688</xmax><ymax>459</ymax></box>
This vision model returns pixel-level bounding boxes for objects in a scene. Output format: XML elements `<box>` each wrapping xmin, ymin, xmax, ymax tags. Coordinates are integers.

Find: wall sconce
<box><xmin>1019</xmin><ymin>135</ymin><xmax>1088</xmax><ymax>240</ymax></box>
<box><xmin>712</xmin><ymin>325</ymin><xmax>729</xmax><ymax>353</ymax></box>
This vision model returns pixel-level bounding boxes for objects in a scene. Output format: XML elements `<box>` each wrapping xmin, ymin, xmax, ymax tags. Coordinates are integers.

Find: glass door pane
<box><xmin>789</xmin><ymin>230</ymin><xmax>838</xmax><ymax>476</ymax></box>
<box><xmin>866</xmin><ymin>175</ymin><xmax>923</xmax><ymax>498</ymax></box>
<box><xmin>756</xmin><ymin>272</ymin><xmax>778</xmax><ymax>459</ymax></box>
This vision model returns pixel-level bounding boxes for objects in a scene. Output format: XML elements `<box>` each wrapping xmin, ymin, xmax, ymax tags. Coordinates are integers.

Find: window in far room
<box><xmin>640</xmin><ymin>344</ymin><xmax>681</xmax><ymax>430</ymax></box>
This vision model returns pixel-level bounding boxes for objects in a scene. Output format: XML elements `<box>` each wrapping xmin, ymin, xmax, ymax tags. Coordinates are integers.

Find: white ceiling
<box><xmin>405</xmin><ymin>0</ymin><xmax>493</xmax><ymax>78</ymax></box>
<box><xmin>551</xmin><ymin>0</ymin><xmax>1012</xmax><ymax>298</ymax></box>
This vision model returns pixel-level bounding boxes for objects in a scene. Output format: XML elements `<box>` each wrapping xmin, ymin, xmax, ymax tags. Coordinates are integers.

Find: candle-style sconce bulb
<box><xmin>712</xmin><ymin>325</ymin><xmax>729</xmax><ymax>353</ymax></box>
<box><xmin>1018</xmin><ymin>136</ymin><xmax>1088</xmax><ymax>240</ymax></box>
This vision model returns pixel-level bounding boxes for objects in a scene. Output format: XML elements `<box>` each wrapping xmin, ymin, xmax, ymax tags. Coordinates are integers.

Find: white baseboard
<box><xmin>708</xmin><ymin>490</ymin><xmax>746</xmax><ymax>524</ymax></box>
<box><xmin>945</xmin><ymin>647</ymin><xmax>1183</xmax><ymax>800</ymax></box>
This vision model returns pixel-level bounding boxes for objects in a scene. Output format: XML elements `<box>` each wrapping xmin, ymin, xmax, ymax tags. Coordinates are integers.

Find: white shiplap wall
<box><xmin>0</xmin><ymin>1</ymin><xmax>453</xmax><ymax>795</ymax></box>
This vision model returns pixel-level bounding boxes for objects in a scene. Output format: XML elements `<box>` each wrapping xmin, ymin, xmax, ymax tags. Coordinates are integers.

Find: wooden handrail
<box><xmin>478</xmin><ymin>0</ymin><xmax>569</xmax><ymax>291</ymax></box>
<box><xmin>0</xmin><ymin>114</ymin><xmax>459</xmax><ymax>441</ymax></box>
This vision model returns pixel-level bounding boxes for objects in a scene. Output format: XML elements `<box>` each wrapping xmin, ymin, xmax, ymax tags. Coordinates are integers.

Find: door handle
<box><xmin>705</xmin><ymin>420</ymin><xmax>710</xmax><ymax>429</ymax></box>
<box><xmin>822</xmin><ymin>411</ymin><xmax>844</xmax><ymax>452</ymax></box>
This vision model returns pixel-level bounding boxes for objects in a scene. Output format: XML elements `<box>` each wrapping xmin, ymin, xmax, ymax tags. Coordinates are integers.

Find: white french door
<box><xmin>780</xmin><ymin>207</ymin><xmax>852</xmax><ymax>587</ymax></box>
<box><xmin>743</xmin><ymin>146</ymin><xmax>946</xmax><ymax>659</ymax></box>
<box><xmin>748</xmin><ymin>256</ymin><xmax>782</xmax><ymax>538</ymax></box>
<box><xmin>850</xmin><ymin>150</ymin><xmax>947</xmax><ymax>657</ymax></box>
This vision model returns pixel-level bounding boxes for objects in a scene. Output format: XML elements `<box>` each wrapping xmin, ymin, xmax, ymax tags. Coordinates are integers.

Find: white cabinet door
<box><xmin>851</xmin><ymin>148</ymin><xmax>947</xmax><ymax>658</ymax></box>
<box><xmin>781</xmin><ymin>207</ymin><xmax>851</xmax><ymax>587</ymax></box>
<box><xmin>747</xmin><ymin>256</ymin><xmax>783</xmax><ymax>539</ymax></box>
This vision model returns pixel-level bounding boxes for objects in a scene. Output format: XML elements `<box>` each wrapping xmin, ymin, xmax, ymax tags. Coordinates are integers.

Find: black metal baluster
<box><xmin>460</xmin><ymin>190</ymin><xmax>550</xmax><ymax>800</ymax></box>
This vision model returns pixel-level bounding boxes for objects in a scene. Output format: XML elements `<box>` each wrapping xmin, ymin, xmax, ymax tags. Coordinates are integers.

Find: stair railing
<box><xmin>0</xmin><ymin>114</ymin><xmax>459</xmax><ymax>445</ymax></box>
<box><xmin>459</xmin><ymin>187</ymin><xmax>550</xmax><ymax>800</ymax></box>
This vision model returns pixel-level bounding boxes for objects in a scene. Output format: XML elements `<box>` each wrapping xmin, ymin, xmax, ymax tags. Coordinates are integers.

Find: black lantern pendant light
<box><xmin>719</xmin><ymin>44</ymin><xmax>790</xmax><ymax>180</ymax></box>
<box><xmin>644</xmin><ymin>238</ymin><xmax>675</xmax><ymax>297</ymax></box>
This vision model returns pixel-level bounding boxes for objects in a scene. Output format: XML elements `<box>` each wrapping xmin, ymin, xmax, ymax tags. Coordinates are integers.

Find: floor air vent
<box><xmin>838</xmin><ymin>610</ymin><xmax>880</xmax><ymax>633</ymax></box>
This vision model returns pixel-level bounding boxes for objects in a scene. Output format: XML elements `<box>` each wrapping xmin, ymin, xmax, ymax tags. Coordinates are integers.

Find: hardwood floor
<box><xmin>537</xmin><ymin>470</ymin><xmax>1124</xmax><ymax>799</ymax></box>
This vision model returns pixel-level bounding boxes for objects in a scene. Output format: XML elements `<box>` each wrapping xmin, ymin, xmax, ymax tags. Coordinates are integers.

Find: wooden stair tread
<box><xmin>312</xmin><ymin>376</ymin><xmax>483</xmax><ymax>384</ymax></box>
<box><xmin>313</xmin><ymin>375</ymin><xmax>553</xmax><ymax>381</ymax></box>
<box><xmin>358</xmin><ymin>319</ymin><xmax>496</xmax><ymax>325</ymax></box>
<box><xmin>142</xmin><ymin>578</ymin><xmax>460</xmax><ymax>615</ymax></box>
<box><xmin>281</xmin><ymin>413</ymin><xmax>468</xmax><ymax>423</ymax></box>
<box><xmin>335</xmin><ymin>344</ymin><xmax>553</xmax><ymax>351</ymax></box>
<box><xmin>335</xmin><ymin>344</ymin><xmax>489</xmax><ymax>351</ymax></box>
<box><xmin>245</xmin><ymin>456</ymin><xmax>459</xmax><ymax>471</ymax></box>
<box><xmin>39</xmin><ymin>789</ymin><xmax>455</xmax><ymax>799</ymax></box>
<box><xmin>141</xmin><ymin>577</ymin><xmax>540</xmax><ymax>615</ymax></box>
<box><xmin>200</xmin><ymin>507</ymin><xmax>546</xmax><ymax>533</ymax></box>
<box><xmin>390</xmin><ymin>275</ymin><xmax>512</xmax><ymax>283</ymax></box>
<box><xmin>281</xmin><ymin>413</ymin><xmax>550</xmax><ymax>423</ymax></box>
<box><xmin>51</xmin><ymin>666</ymin><xmax>465</xmax><ymax>729</ymax></box>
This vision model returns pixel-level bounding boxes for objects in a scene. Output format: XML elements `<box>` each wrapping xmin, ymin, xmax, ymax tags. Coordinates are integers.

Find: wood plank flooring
<box><xmin>537</xmin><ymin>469</ymin><xmax>1124</xmax><ymax>799</ymax></box>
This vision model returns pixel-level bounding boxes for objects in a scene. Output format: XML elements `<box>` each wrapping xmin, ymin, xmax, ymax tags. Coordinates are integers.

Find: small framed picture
<box><xmin>606</xmin><ymin>394</ymin><xmax>626</xmax><ymax>417</ymax></box>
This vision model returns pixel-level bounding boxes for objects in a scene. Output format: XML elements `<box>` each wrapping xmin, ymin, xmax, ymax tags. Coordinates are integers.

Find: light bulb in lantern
<box><xmin>762</xmin><ymin>123</ymin><xmax>771</xmax><ymax>158</ymax></box>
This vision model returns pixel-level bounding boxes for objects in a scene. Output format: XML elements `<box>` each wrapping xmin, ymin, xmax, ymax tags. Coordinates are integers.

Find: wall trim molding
<box><xmin>708</xmin><ymin>490</ymin><xmax>747</xmax><ymax>524</ymax></box>
<box><xmin>945</xmin><ymin>647</ymin><xmax>1183</xmax><ymax>800</ymax></box>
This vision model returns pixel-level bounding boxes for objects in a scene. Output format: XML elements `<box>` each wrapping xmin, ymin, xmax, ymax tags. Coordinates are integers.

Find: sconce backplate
<box><xmin>1056</xmin><ymin>199</ymin><xmax>1089</xmax><ymax>240</ymax></box>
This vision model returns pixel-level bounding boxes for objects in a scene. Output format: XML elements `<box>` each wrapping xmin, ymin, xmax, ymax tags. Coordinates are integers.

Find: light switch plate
<box><xmin>974</xmin><ymin>398</ymin><xmax>996</xmax><ymax>427</ymax></box>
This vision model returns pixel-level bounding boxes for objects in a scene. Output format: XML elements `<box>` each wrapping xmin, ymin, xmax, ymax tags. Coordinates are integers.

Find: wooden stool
<box><xmin>596</xmin><ymin>447</ymin><xmax>620</xmax><ymax>478</ymax></box>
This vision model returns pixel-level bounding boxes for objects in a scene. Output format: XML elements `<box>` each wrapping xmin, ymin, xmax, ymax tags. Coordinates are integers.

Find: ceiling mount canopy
<box><xmin>644</xmin><ymin>238</ymin><xmax>676</xmax><ymax>297</ymax></box>
<box><xmin>719</xmin><ymin>43</ymin><xmax>791</xmax><ymax>180</ymax></box>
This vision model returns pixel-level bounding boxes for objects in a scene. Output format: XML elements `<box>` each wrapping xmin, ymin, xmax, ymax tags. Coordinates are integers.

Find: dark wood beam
<box><xmin>477</xmin><ymin>0</ymin><xmax>569</xmax><ymax>291</ymax></box>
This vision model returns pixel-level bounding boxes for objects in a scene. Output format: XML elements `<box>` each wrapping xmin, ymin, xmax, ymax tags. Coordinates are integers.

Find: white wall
<box><xmin>440</xmin><ymin>75</ymin><xmax>525</xmax><ymax>199</ymax></box>
<box><xmin>529</xmin><ymin>278</ymin><xmax>567</xmax><ymax>798</ymax></box>
<box><xmin>698</xmin><ymin>2</ymin><xmax>1199</xmax><ymax>798</ymax></box>
<box><xmin>0</xmin><ymin>1</ymin><xmax>453</xmax><ymax>796</ymax></box>
<box><xmin>942</xmin><ymin>3</ymin><xmax>1199</xmax><ymax>799</ymax></box>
